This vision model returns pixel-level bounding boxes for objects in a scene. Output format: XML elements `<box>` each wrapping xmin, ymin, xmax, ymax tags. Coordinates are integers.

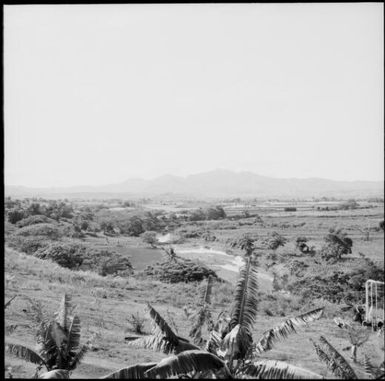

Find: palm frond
<box><xmin>5</xmin><ymin>295</ymin><xmax>17</xmax><ymax>309</ymax></box>
<box><xmin>315</xmin><ymin>336</ymin><xmax>358</xmax><ymax>379</ymax></box>
<box><xmin>67</xmin><ymin>315</ymin><xmax>81</xmax><ymax>353</ymax></box>
<box><xmin>100</xmin><ymin>362</ymin><xmax>157</xmax><ymax>379</ymax></box>
<box><xmin>363</xmin><ymin>355</ymin><xmax>377</xmax><ymax>378</ymax></box>
<box><xmin>5</xmin><ymin>342</ymin><xmax>46</xmax><ymax>367</ymax></box>
<box><xmin>56</xmin><ymin>294</ymin><xmax>72</xmax><ymax>331</ymax></box>
<box><xmin>69</xmin><ymin>344</ymin><xmax>88</xmax><ymax>370</ymax></box>
<box><xmin>205</xmin><ymin>330</ymin><xmax>222</xmax><ymax>354</ymax></box>
<box><xmin>144</xmin><ymin>350</ymin><xmax>231</xmax><ymax>379</ymax></box>
<box><xmin>362</xmin><ymin>355</ymin><xmax>385</xmax><ymax>379</ymax></box>
<box><xmin>240</xmin><ymin>360</ymin><xmax>323</xmax><ymax>379</ymax></box>
<box><xmin>189</xmin><ymin>308</ymin><xmax>205</xmax><ymax>344</ymax></box>
<box><xmin>49</xmin><ymin>321</ymin><xmax>67</xmax><ymax>349</ymax></box>
<box><xmin>38</xmin><ymin>369</ymin><xmax>70</xmax><ymax>379</ymax></box>
<box><xmin>254</xmin><ymin>307</ymin><xmax>324</xmax><ymax>354</ymax></box>
<box><xmin>219</xmin><ymin>324</ymin><xmax>253</xmax><ymax>361</ymax></box>
<box><xmin>229</xmin><ymin>257</ymin><xmax>259</xmax><ymax>332</ymax></box>
<box><xmin>146</xmin><ymin>303</ymin><xmax>179</xmax><ymax>346</ymax></box>
<box><xmin>189</xmin><ymin>306</ymin><xmax>213</xmax><ymax>345</ymax></box>
<box><xmin>201</xmin><ymin>275</ymin><xmax>213</xmax><ymax>305</ymax></box>
<box><xmin>127</xmin><ymin>334</ymin><xmax>199</xmax><ymax>355</ymax></box>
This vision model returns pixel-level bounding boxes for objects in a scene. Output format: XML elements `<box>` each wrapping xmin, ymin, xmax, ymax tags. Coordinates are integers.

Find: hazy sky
<box><xmin>4</xmin><ymin>3</ymin><xmax>384</xmax><ymax>187</ymax></box>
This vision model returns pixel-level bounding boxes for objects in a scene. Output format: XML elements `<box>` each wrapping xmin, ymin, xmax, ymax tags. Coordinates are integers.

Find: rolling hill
<box><xmin>5</xmin><ymin>169</ymin><xmax>384</xmax><ymax>199</ymax></box>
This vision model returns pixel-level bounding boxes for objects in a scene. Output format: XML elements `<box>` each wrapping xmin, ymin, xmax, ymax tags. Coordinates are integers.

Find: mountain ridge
<box><xmin>5</xmin><ymin>169</ymin><xmax>384</xmax><ymax>198</ymax></box>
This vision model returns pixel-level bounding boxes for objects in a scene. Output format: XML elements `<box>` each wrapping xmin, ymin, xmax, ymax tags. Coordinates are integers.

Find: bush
<box><xmin>206</xmin><ymin>206</ymin><xmax>226</xmax><ymax>220</ymax></box>
<box><xmin>35</xmin><ymin>242</ymin><xmax>88</xmax><ymax>269</ymax></box>
<box><xmin>380</xmin><ymin>220</ymin><xmax>384</xmax><ymax>231</ymax></box>
<box><xmin>284</xmin><ymin>207</ymin><xmax>297</xmax><ymax>212</ymax></box>
<box><xmin>7</xmin><ymin>235</ymin><xmax>49</xmax><ymax>254</ymax></box>
<box><xmin>320</xmin><ymin>228</ymin><xmax>353</xmax><ymax>262</ymax></box>
<box><xmin>295</xmin><ymin>236</ymin><xmax>315</xmax><ymax>254</ymax></box>
<box><xmin>119</xmin><ymin>216</ymin><xmax>144</xmax><ymax>236</ymax></box>
<box><xmin>188</xmin><ymin>209</ymin><xmax>207</xmax><ymax>222</ymax></box>
<box><xmin>142</xmin><ymin>259</ymin><xmax>218</xmax><ymax>283</ymax></box>
<box><xmin>8</xmin><ymin>209</ymin><xmax>27</xmax><ymax>224</ymax></box>
<box><xmin>339</xmin><ymin>199</ymin><xmax>359</xmax><ymax>210</ymax></box>
<box><xmin>14</xmin><ymin>223</ymin><xmax>61</xmax><ymax>240</ymax></box>
<box><xmin>16</xmin><ymin>215</ymin><xmax>56</xmax><ymax>228</ymax></box>
<box><xmin>266</xmin><ymin>232</ymin><xmax>287</xmax><ymax>251</ymax></box>
<box><xmin>141</xmin><ymin>231</ymin><xmax>158</xmax><ymax>248</ymax></box>
<box><xmin>98</xmin><ymin>255</ymin><xmax>133</xmax><ymax>276</ymax></box>
<box><xmin>127</xmin><ymin>312</ymin><xmax>146</xmax><ymax>334</ymax></box>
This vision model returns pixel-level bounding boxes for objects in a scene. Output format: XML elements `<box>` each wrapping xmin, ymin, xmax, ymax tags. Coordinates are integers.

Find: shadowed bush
<box><xmin>142</xmin><ymin>259</ymin><xmax>218</xmax><ymax>283</ymax></box>
<box><xmin>16</xmin><ymin>215</ymin><xmax>56</xmax><ymax>228</ymax></box>
<box><xmin>14</xmin><ymin>223</ymin><xmax>61</xmax><ymax>240</ymax></box>
<box><xmin>35</xmin><ymin>242</ymin><xmax>88</xmax><ymax>270</ymax></box>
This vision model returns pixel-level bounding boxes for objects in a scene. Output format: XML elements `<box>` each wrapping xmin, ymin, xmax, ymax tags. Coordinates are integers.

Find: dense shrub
<box><xmin>295</xmin><ymin>236</ymin><xmax>315</xmax><ymax>254</ymax></box>
<box><xmin>320</xmin><ymin>228</ymin><xmax>353</xmax><ymax>262</ymax></box>
<box><xmin>7</xmin><ymin>235</ymin><xmax>49</xmax><ymax>254</ymax></box>
<box><xmin>98</xmin><ymin>255</ymin><xmax>133</xmax><ymax>276</ymax></box>
<box><xmin>142</xmin><ymin>259</ymin><xmax>218</xmax><ymax>283</ymax></box>
<box><xmin>287</xmin><ymin>259</ymin><xmax>384</xmax><ymax>304</ymax></box>
<box><xmin>380</xmin><ymin>220</ymin><xmax>384</xmax><ymax>231</ymax></box>
<box><xmin>8</xmin><ymin>209</ymin><xmax>27</xmax><ymax>224</ymax></box>
<box><xmin>284</xmin><ymin>207</ymin><xmax>297</xmax><ymax>212</ymax></box>
<box><xmin>16</xmin><ymin>215</ymin><xmax>56</xmax><ymax>228</ymax></box>
<box><xmin>35</xmin><ymin>242</ymin><xmax>88</xmax><ymax>269</ymax></box>
<box><xmin>266</xmin><ymin>231</ymin><xmax>287</xmax><ymax>251</ymax></box>
<box><xmin>59</xmin><ymin>223</ymin><xmax>86</xmax><ymax>239</ymax></box>
<box><xmin>188</xmin><ymin>209</ymin><xmax>207</xmax><ymax>222</ymax></box>
<box><xmin>206</xmin><ymin>206</ymin><xmax>226</xmax><ymax>220</ymax></box>
<box><xmin>119</xmin><ymin>216</ymin><xmax>145</xmax><ymax>236</ymax></box>
<box><xmin>339</xmin><ymin>199</ymin><xmax>359</xmax><ymax>210</ymax></box>
<box><xmin>27</xmin><ymin>202</ymin><xmax>43</xmax><ymax>216</ymax></box>
<box><xmin>14</xmin><ymin>223</ymin><xmax>61</xmax><ymax>240</ymax></box>
<box><xmin>44</xmin><ymin>201</ymin><xmax>74</xmax><ymax>220</ymax></box>
<box><xmin>141</xmin><ymin>231</ymin><xmax>158</xmax><ymax>247</ymax></box>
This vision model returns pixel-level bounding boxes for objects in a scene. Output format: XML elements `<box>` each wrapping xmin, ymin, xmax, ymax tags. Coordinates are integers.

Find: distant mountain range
<box><xmin>5</xmin><ymin>169</ymin><xmax>384</xmax><ymax>199</ymax></box>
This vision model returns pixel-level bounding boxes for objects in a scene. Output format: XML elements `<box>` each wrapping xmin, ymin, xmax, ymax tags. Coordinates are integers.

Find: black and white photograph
<box><xmin>3</xmin><ymin>3</ymin><xmax>384</xmax><ymax>379</ymax></box>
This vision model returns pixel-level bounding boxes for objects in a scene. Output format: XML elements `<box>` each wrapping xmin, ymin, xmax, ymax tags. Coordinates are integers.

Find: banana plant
<box><xmin>113</xmin><ymin>247</ymin><xmax>325</xmax><ymax>379</ymax></box>
<box><xmin>5</xmin><ymin>294</ymin><xmax>88</xmax><ymax>378</ymax></box>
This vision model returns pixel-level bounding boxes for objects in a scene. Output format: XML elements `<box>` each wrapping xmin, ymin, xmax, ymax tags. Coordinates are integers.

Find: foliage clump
<box><xmin>320</xmin><ymin>228</ymin><xmax>353</xmax><ymax>262</ymax></box>
<box><xmin>143</xmin><ymin>259</ymin><xmax>218</xmax><ymax>283</ymax></box>
<box><xmin>16</xmin><ymin>215</ymin><xmax>56</xmax><ymax>228</ymax></box>
<box><xmin>265</xmin><ymin>232</ymin><xmax>287</xmax><ymax>251</ymax></box>
<box><xmin>14</xmin><ymin>223</ymin><xmax>61</xmax><ymax>240</ymax></box>
<box><xmin>7</xmin><ymin>208</ymin><xmax>27</xmax><ymax>224</ymax></box>
<box><xmin>35</xmin><ymin>242</ymin><xmax>88</xmax><ymax>270</ymax></box>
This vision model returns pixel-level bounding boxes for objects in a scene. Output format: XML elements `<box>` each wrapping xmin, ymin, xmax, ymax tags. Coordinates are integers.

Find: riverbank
<box><xmin>174</xmin><ymin>244</ymin><xmax>273</xmax><ymax>292</ymax></box>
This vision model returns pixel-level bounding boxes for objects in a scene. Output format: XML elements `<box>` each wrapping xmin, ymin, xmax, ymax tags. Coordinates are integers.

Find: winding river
<box><xmin>157</xmin><ymin>237</ymin><xmax>273</xmax><ymax>291</ymax></box>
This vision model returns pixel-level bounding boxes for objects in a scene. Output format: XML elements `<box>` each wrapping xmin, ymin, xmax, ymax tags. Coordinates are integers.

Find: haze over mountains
<box><xmin>5</xmin><ymin>169</ymin><xmax>384</xmax><ymax>199</ymax></box>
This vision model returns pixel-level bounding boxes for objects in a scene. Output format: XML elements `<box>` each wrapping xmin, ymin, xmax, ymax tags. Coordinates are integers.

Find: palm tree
<box><xmin>113</xmin><ymin>250</ymin><xmax>325</xmax><ymax>379</ymax></box>
<box><xmin>5</xmin><ymin>294</ymin><xmax>88</xmax><ymax>378</ymax></box>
